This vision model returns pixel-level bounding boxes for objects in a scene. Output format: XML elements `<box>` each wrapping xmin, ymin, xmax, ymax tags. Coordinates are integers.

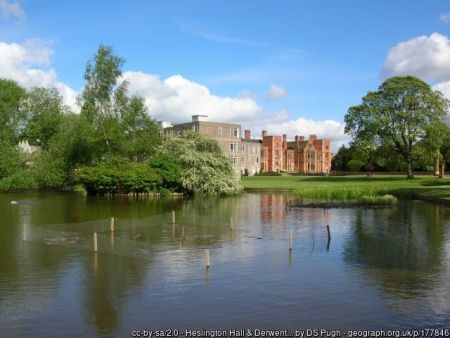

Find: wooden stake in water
<box><xmin>230</xmin><ymin>216</ymin><xmax>234</xmax><ymax>230</ymax></box>
<box><xmin>110</xmin><ymin>217</ymin><xmax>115</xmax><ymax>232</ymax></box>
<box><xmin>326</xmin><ymin>225</ymin><xmax>331</xmax><ymax>239</ymax></box>
<box><xmin>205</xmin><ymin>249</ymin><xmax>210</xmax><ymax>268</ymax></box>
<box><xmin>288</xmin><ymin>230</ymin><xmax>293</xmax><ymax>251</ymax></box>
<box><xmin>93</xmin><ymin>232</ymin><xmax>98</xmax><ymax>253</ymax></box>
<box><xmin>172</xmin><ymin>210</ymin><xmax>176</xmax><ymax>224</ymax></box>
<box><xmin>22</xmin><ymin>223</ymin><xmax>27</xmax><ymax>242</ymax></box>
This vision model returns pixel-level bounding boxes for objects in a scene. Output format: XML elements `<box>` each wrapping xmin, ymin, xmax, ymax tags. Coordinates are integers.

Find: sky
<box><xmin>2</xmin><ymin>0</ymin><xmax>450</xmax><ymax>151</ymax></box>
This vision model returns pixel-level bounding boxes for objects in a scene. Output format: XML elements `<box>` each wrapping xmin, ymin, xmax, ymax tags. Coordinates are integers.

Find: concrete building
<box><xmin>162</xmin><ymin>115</ymin><xmax>261</xmax><ymax>176</ymax></box>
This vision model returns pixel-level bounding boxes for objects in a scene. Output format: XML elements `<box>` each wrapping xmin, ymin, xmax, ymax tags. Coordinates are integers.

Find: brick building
<box><xmin>261</xmin><ymin>131</ymin><xmax>332</xmax><ymax>174</ymax></box>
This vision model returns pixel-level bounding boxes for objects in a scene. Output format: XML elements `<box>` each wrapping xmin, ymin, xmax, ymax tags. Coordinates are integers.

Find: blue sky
<box><xmin>1</xmin><ymin>0</ymin><xmax>450</xmax><ymax>149</ymax></box>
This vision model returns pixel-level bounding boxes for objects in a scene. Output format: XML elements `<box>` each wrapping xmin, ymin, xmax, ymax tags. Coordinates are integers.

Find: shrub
<box><xmin>78</xmin><ymin>162</ymin><xmax>162</xmax><ymax>195</ymax></box>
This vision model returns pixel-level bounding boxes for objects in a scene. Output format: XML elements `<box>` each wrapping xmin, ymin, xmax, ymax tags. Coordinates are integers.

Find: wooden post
<box><xmin>289</xmin><ymin>200</ymin><xmax>292</xmax><ymax>211</ymax></box>
<box><xmin>288</xmin><ymin>230</ymin><xmax>293</xmax><ymax>251</ymax></box>
<box><xmin>22</xmin><ymin>223</ymin><xmax>27</xmax><ymax>242</ymax></box>
<box><xmin>286</xmin><ymin>202</ymin><xmax>288</xmax><ymax>212</ymax></box>
<box><xmin>93</xmin><ymin>232</ymin><xmax>98</xmax><ymax>253</ymax></box>
<box><xmin>182</xmin><ymin>226</ymin><xmax>185</xmax><ymax>239</ymax></box>
<box><xmin>230</xmin><ymin>216</ymin><xmax>234</xmax><ymax>230</ymax></box>
<box><xmin>110</xmin><ymin>217</ymin><xmax>115</xmax><ymax>232</ymax></box>
<box><xmin>172</xmin><ymin>210</ymin><xmax>176</xmax><ymax>224</ymax></box>
<box><xmin>205</xmin><ymin>249</ymin><xmax>210</xmax><ymax>268</ymax></box>
<box><xmin>326</xmin><ymin>225</ymin><xmax>331</xmax><ymax>239</ymax></box>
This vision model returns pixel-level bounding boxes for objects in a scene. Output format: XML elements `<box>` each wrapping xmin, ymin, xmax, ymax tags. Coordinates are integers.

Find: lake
<box><xmin>0</xmin><ymin>193</ymin><xmax>449</xmax><ymax>338</ymax></box>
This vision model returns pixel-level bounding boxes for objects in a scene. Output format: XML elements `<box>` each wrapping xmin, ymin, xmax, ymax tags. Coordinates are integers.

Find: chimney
<box><xmin>309</xmin><ymin>134</ymin><xmax>317</xmax><ymax>141</ymax></box>
<box><xmin>262</xmin><ymin>130</ymin><xmax>268</xmax><ymax>138</ymax></box>
<box><xmin>245</xmin><ymin>130</ymin><xmax>251</xmax><ymax>140</ymax></box>
<box><xmin>300</xmin><ymin>136</ymin><xmax>305</xmax><ymax>141</ymax></box>
<box><xmin>283</xmin><ymin>134</ymin><xmax>287</xmax><ymax>143</ymax></box>
<box><xmin>295</xmin><ymin>135</ymin><xmax>299</xmax><ymax>142</ymax></box>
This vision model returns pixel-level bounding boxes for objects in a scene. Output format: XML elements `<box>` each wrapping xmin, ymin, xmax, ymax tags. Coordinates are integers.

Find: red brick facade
<box><xmin>261</xmin><ymin>131</ymin><xmax>332</xmax><ymax>174</ymax></box>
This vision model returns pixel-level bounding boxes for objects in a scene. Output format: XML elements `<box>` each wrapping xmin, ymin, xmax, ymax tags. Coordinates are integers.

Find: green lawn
<box><xmin>242</xmin><ymin>175</ymin><xmax>450</xmax><ymax>202</ymax></box>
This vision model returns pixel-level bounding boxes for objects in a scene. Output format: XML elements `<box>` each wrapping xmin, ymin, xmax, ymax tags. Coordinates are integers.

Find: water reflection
<box><xmin>0</xmin><ymin>193</ymin><xmax>449</xmax><ymax>336</ymax></box>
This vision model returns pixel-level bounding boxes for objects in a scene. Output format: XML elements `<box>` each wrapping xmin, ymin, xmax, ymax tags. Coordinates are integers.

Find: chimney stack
<box><xmin>283</xmin><ymin>134</ymin><xmax>287</xmax><ymax>143</ymax></box>
<box><xmin>300</xmin><ymin>136</ymin><xmax>305</xmax><ymax>141</ymax></box>
<box><xmin>245</xmin><ymin>130</ymin><xmax>251</xmax><ymax>140</ymax></box>
<box><xmin>295</xmin><ymin>135</ymin><xmax>299</xmax><ymax>142</ymax></box>
<box><xmin>262</xmin><ymin>130</ymin><xmax>268</xmax><ymax>138</ymax></box>
<box><xmin>309</xmin><ymin>134</ymin><xmax>317</xmax><ymax>141</ymax></box>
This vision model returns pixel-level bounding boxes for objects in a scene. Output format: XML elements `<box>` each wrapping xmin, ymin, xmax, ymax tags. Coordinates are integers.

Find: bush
<box><xmin>149</xmin><ymin>153</ymin><xmax>182</xmax><ymax>190</ymax></box>
<box><xmin>78</xmin><ymin>162</ymin><xmax>162</xmax><ymax>195</ymax></box>
<box><xmin>0</xmin><ymin>169</ymin><xmax>39</xmax><ymax>192</ymax></box>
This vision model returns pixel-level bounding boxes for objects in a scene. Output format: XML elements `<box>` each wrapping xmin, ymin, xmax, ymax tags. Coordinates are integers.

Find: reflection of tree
<box><xmin>82</xmin><ymin>253</ymin><xmax>148</xmax><ymax>336</ymax></box>
<box><xmin>344</xmin><ymin>201</ymin><xmax>446</xmax><ymax>298</ymax></box>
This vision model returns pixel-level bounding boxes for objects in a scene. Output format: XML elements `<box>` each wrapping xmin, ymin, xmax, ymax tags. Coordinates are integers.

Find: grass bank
<box><xmin>242</xmin><ymin>175</ymin><xmax>450</xmax><ymax>205</ymax></box>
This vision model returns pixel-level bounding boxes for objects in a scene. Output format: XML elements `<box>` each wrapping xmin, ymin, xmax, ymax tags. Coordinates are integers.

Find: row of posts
<box><xmin>91</xmin><ymin>211</ymin><xmax>331</xmax><ymax>267</ymax></box>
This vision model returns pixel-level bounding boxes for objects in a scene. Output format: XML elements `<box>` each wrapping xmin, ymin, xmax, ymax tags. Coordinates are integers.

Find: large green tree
<box><xmin>21</xmin><ymin>87</ymin><xmax>68</xmax><ymax>150</ymax></box>
<box><xmin>345</xmin><ymin>76</ymin><xmax>450</xmax><ymax>178</ymax></box>
<box><xmin>0</xmin><ymin>78</ymin><xmax>27</xmax><ymax>143</ymax></box>
<box><xmin>78</xmin><ymin>45</ymin><xmax>159</xmax><ymax>160</ymax></box>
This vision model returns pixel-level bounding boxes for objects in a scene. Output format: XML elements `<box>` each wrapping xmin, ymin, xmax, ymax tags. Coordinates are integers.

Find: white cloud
<box><xmin>0</xmin><ymin>0</ymin><xmax>26</xmax><ymax>21</ymax></box>
<box><xmin>439</xmin><ymin>13</ymin><xmax>450</xmax><ymax>23</ymax></box>
<box><xmin>0</xmin><ymin>39</ymin><xmax>78</xmax><ymax>109</ymax></box>
<box><xmin>382</xmin><ymin>33</ymin><xmax>450</xmax><ymax>83</ymax></box>
<box><xmin>433</xmin><ymin>81</ymin><xmax>450</xmax><ymax>98</ymax></box>
<box><xmin>123</xmin><ymin>71</ymin><xmax>262</xmax><ymax>124</ymax></box>
<box><xmin>246</xmin><ymin>110</ymin><xmax>348</xmax><ymax>152</ymax></box>
<box><xmin>267</xmin><ymin>84</ymin><xmax>287</xmax><ymax>100</ymax></box>
<box><xmin>123</xmin><ymin>71</ymin><xmax>345</xmax><ymax>151</ymax></box>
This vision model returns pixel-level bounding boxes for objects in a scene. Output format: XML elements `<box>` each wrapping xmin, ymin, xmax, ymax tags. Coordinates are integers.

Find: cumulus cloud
<box><xmin>382</xmin><ymin>33</ymin><xmax>450</xmax><ymax>83</ymax></box>
<box><xmin>123</xmin><ymin>71</ymin><xmax>262</xmax><ymax>124</ymax></box>
<box><xmin>267</xmin><ymin>84</ymin><xmax>287</xmax><ymax>100</ymax></box>
<box><xmin>439</xmin><ymin>13</ymin><xmax>450</xmax><ymax>23</ymax></box>
<box><xmin>245</xmin><ymin>109</ymin><xmax>348</xmax><ymax>152</ymax></box>
<box><xmin>0</xmin><ymin>39</ymin><xmax>78</xmax><ymax>109</ymax></box>
<box><xmin>433</xmin><ymin>81</ymin><xmax>450</xmax><ymax>98</ymax></box>
<box><xmin>122</xmin><ymin>71</ymin><xmax>345</xmax><ymax>151</ymax></box>
<box><xmin>0</xmin><ymin>0</ymin><xmax>26</xmax><ymax>21</ymax></box>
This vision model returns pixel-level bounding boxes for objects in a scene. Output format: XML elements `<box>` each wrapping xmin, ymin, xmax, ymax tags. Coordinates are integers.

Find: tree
<box><xmin>22</xmin><ymin>87</ymin><xmax>68</xmax><ymax>150</ymax></box>
<box><xmin>345</xmin><ymin>76</ymin><xmax>450</xmax><ymax>178</ymax></box>
<box><xmin>0</xmin><ymin>78</ymin><xmax>27</xmax><ymax>143</ymax></box>
<box><xmin>78</xmin><ymin>44</ymin><xmax>126</xmax><ymax>154</ymax></box>
<box><xmin>78</xmin><ymin>45</ymin><xmax>160</xmax><ymax>160</ymax></box>
<box><xmin>423</xmin><ymin>120</ymin><xmax>450</xmax><ymax>177</ymax></box>
<box><xmin>154</xmin><ymin>133</ymin><xmax>242</xmax><ymax>195</ymax></box>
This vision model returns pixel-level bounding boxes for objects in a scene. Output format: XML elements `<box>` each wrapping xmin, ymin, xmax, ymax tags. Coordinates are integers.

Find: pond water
<box><xmin>0</xmin><ymin>193</ymin><xmax>449</xmax><ymax>338</ymax></box>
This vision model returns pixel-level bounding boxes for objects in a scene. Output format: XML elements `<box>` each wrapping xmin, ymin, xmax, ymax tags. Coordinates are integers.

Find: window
<box><xmin>217</xmin><ymin>127</ymin><xmax>222</xmax><ymax>137</ymax></box>
<box><xmin>242</xmin><ymin>144</ymin><xmax>245</xmax><ymax>152</ymax></box>
<box><xmin>232</xmin><ymin>156</ymin><xmax>238</xmax><ymax>165</ymax></box>
<box><xmin>228</xmin><ymin>128</ymin><xmax>232</xmax><ymax>138</ymax></box>
<box><xmin>233</xmin><ymin>128</ymin><xmax>239</xmax><ymax>138</ymax></box>
<box><xmin>230</xmin><ymin>142</ymin><xmax>238</xmax><ymax>153</ymax></box>
<box><xmin>256</xmin><ymin>157</ymin><xmax>259</xmax><ymax>164</ymax></box>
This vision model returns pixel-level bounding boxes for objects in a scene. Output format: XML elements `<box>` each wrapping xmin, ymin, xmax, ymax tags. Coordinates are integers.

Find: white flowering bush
<box><xmin>154</xmin><ymin>133</ymin><xmax>242</xmax><ymax>196</ymax></box>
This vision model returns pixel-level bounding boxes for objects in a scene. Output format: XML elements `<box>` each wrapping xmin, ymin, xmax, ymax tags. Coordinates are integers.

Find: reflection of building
<box><xmin>261</xmin><ymin>131</ymin><xmax>332</xmax><ymax>174</ymax></box>
<box><xmin>162</xmin><ymin>115</ymin><xmax>261</xmax><ymax>176</ymax></box>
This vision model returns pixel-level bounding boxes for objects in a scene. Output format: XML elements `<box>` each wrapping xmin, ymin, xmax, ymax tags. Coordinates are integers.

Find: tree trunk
<box><xmin>435</xmin><ymin>156</ymin><xmax>440</xmax><ymax>176</ymax></box>
<box><xmin>440</xmin><ymin>156</ymin><xmax>445</xmax><ymax>178</ymax></box>
<box><xmin>406</xmin><ymin>158</ymin><xmax>414</xmax><ymax>179</ymax></box>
